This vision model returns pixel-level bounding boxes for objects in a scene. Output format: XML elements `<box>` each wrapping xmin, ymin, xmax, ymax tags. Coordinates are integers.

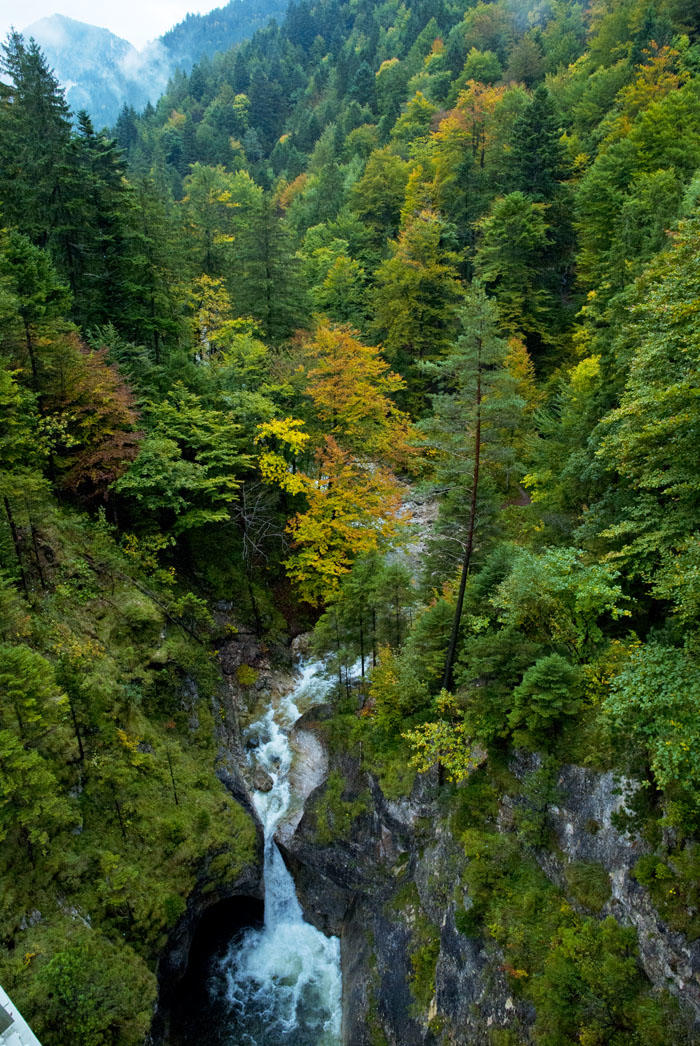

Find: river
<box><xmin>210</xmin><ymin>658</ymin><xmax>342</xmax><ymax>1044</ymax></box>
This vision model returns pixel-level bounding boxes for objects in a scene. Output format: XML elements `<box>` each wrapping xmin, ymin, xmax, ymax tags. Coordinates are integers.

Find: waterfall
<box><xmin>215</xmin><ymin>660</ymin><xmax>342</xmax><ymax>1045</ymax></box>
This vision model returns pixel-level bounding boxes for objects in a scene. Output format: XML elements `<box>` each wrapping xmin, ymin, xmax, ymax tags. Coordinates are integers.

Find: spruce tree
<box><xmin>509</xmin><ymin>85</ymin><xmax>567</xmax><ymax>202</ymax></box>
<box><xmin>0</xmin><ymin>33</ymin><xmax>72</xmax><ymax>246</ymax></box>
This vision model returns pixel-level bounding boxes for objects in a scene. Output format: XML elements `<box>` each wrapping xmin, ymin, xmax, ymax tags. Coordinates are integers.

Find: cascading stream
<box><xmin>214</xmin><ymin>660</ymin><xmax>342</xmax><ymax>1045</ymax></box>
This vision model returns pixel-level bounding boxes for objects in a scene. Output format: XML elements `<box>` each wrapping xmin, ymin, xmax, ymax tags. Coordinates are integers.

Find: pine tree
<box><xmin>421</xmin><ymin>285</ymin><xmax>525</xmax><ymax>689</ymax></box>
<box><xmin>232</xmin><ymin>194</ymin><xmax>307</xmax><ymax>341</ymax></box>
<box><xmin>475</xmin><ymin>192</ymin><xmax>552</xmax><ymax>348</ymax></box>
<box><xmin>0</xmin><ymin>231</ymin><xmax>71</xmax><ymax>390</ymax></box>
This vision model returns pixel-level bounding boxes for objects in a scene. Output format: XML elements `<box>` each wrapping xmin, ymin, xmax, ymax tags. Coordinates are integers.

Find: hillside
<box><xmin>0</xmin><ymin>0</ymin><xmax>699</xmax><ymax>1042</ymax></box>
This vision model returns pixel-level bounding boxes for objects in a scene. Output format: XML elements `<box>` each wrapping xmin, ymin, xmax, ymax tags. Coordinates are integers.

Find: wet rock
<box><xmin>291</xmin><ymin>632</ymin><xmax>312</xmax><ymax>658</ymax></box>
<box><xmin>253</xmin><ymin>766</ymin><xmax>274</xmax><ymax>792</ymax></box>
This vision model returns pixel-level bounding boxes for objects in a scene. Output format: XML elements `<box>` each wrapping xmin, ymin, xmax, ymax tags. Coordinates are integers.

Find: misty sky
<box><xmin>1</xmin><ymin>0</ymin><xmax>225</xmax><ymax>49</ymax></box>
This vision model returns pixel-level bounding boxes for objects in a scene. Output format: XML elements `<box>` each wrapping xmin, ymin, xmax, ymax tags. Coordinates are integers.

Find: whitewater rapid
<box><xmin>216</xmin><ymin>659</ymin><xmax>342</xmax><ymax>1045</ymax></box>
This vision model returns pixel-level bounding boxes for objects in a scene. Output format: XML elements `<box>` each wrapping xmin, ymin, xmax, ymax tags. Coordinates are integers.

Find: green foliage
<box><xmin>563</xmin><ymin>860</ymin><xmax>612</xmax><ymax>912</ymax></box>
<box><xmin>114</xmin><ymin>384</ymin><xmax>246</xmax><ymax>535</ymax></box>
<box><xmin>633</xmin><ymin>847</ymin><xmax>700</xmax><ymax>940</ymax></box>
<box><xmin>373</xmin><ymin>207</ymin><xmax>462</xmax><ymax>398</ymax></box>
<box><xmin>605</xmin><ymin>642</ymin><xmax>700</xmax><ymax>817</ymax></box>
<box><xmin>409</xmin><ymin>918</ymin><xmax>440</xmax><ymax>1016</ymax></box>
<box><xmin>475</xmin><ymin>191</ymin><xmax>552</xmax><ymax>344</ymax></box>
<box><xmin>508</xmin><ymin>653</ymin><xmax>584</xmax><ymax>748</ymax></box>
<box><xmin>593</xmin><ymin>215</ymin><xmax>700</xmax><ymax>623</ymax></box>
<box><xmin>34</xmin><ymin>932</ymin><xmax>154</xmax><ymax>1045</ymax></box>
<box><xmin>420</xmin><ymin>286</ymin><xmax>526</xmax><ymax>588</ymax></box>
<box><xmin>510</xmin><ymin>86</ymin><xmax>568</xmax><ymax>202</ymax></box>
<box><xmin>403</xmin><ymin>690</ymin><xmax>479</xmax><ymax>782</ymax></box>
<box><xmin>492</xmin><ymin>547</ymin><xmax>629</xmax><ymax>661</ymax></box>
<box><xmin>462</xmin><ymin>48</ymin><xmax>502</xmax><ymax>85</ymax></box>
<box><xmin>531</xmin><ymin>916</ymin><xmax>675</xmax><ymax>1046</ymax></box>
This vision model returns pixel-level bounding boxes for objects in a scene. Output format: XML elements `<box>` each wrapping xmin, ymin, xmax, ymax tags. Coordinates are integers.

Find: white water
<box><xmin>217</xmin><ymin>660</ymin><xmax>342</xmax><ymax>1046</ymax></box>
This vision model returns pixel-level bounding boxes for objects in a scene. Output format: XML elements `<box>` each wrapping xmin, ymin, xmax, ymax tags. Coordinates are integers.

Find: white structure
<box><xmin>0</xmin><ymin>987</ymin><xmax>41</xmax><ymax>1046</ymax></box>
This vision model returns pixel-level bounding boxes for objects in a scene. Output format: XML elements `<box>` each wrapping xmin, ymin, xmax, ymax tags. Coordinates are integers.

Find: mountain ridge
<box><xmin>22</xmin><ymin>0</ymin><xmax>289</xmax><ymax>127</ymax></box>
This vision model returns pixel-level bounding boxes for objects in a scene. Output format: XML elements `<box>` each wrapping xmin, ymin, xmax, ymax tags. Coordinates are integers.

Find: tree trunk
<box><xmin>372</xmin><ymin>608</ymin><xmax>378</xmax><ymax>667</ymax></box>
<box><xmin>442</xmin><ymin>340</ymin><xmax>482</xmax><ymax>693</ymax></box>
<box><xmin>247</xmin><ymin>575</ymin><xmax>263</xmax><ymax>637</ymax></box>
<box><xmin>26</xmin><ymin>503</ymin><xmax>47</xmax><ymax>590</ymax></box>
<box><xmin>359</xmin><ymin>617</ymin><xmax>365</xmax><ymax>680</ymax></box>
<box><xmin>68</xmin><ymin>695</ymin><xmax>85</xmax><ymax>763</ymax></box>
<box><xmin>112</xmin><ymin>786</ymin><xmax>127</xmax><ymax>842</ymax></box>
<box><xmin>166</xmin><ymin>747</ymin><xmax>179</xmax><ymax>806</ymax></box>
<box><xmin>23</xmin><ymin>319</ymin><xmax>39</xmax><ymax>391</ymax></box>
<box><xmin>3</xmin><ymin>495</ymin><xmax>28</xmax><ymax>597</ymax></box>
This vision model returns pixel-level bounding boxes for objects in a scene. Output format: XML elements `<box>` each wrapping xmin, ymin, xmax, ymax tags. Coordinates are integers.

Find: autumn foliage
<box><xmin>44</xmin><ymin>335</ymin><xmax>142</xmax><ymax>504</ymax></box>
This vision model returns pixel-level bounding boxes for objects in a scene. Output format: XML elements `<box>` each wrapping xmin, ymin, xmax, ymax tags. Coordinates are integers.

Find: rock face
<box><xmin>277</xmin><ymin>710</ymin><xmax>330</xmax><ymax>847</ymax></box>
<box><xmin>524</xmin><ymin>760</ymin><xmax>700</xmax><ymax>1025</ymax></box>
<box><xmin>281</xmin><ymin>749</ymin><xmax>531</xmax><ymax>1044</ymax></box>
<box><xmin>149</xmin><ymin>854</ymin><xmax>263</xmax><ymax>1045</ymax></box>
<box><xmin>282</xmin><ymin>738</ymin><xmax>700</xmax><ymax>1044</ymax></box>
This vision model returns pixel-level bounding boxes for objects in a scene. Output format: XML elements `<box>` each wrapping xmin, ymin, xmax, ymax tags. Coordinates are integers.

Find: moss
<box><xmin>364</xmin><ymin>929</ymin><xmax>389</xmax><ymax>1046</ymax></box>
<box><xmin>321</xmin><ymin>708</ymin><xmax>416</xmax><ymax>799</ymax></box>
<box><xmin>386</xmin><ymin>880</ymin><xmax>421</xmax><ymax>917</ymax></box>
<box><xmin>312</xmin><ymin>770</ymin><xmax>371</xmax><ymax>845</ymax></box>
<box><xmin>386</xmin><ymin>881</ymin><xmax>440</xmax><ymax>1018</ymax></box>
<box><xmin>449</xmin><ymin>766</ymin><xmax>501</xmax><ymax>835</ymax></box>
<box><xmin>488</xmin><ymin>1030</ymin><xmax>525</xmax><ymax>1046</ymax></box>
<box><xmin>455</xmin><ymin>901</ymin><xmax>480</xmax><ymax>938</ymax></box>
<box><xmin>409</xmin><ymin>926</ymin><xmax>440</xmax><ymax>1016</ymax></box>
<box><xmin>563</xmin><ymin>860</ymin><xmax>612</xmax><ymax>912</ymax></box>
<box><xmin>235</xmin><ymin>663</ymin><xmax>259</xmax><ymax>687</ymax></box>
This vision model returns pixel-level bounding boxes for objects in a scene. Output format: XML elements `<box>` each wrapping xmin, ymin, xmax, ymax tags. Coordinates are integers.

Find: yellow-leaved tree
<box><xmin>286</xmin><ymin>437</ymin><xmax>403</xmax><ymax>605</ymax></box>
<box><xmin>304</xmin><ymin>320</ymin><xmax>414</xmax><ymax>466</ymax></box>
<box><xmin>256</xmin><ymin>322</ymin><xmax>415</xmax><ymax>604</ymax></box>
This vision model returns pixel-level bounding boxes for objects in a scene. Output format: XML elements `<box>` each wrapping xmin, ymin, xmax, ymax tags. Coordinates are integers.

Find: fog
<box><xmin>1</xmin><ymin>0</ymin><xmax>225</xmax><ymax>49</ymax></box>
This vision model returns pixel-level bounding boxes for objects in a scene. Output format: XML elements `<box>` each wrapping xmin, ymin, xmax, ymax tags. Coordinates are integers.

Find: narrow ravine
<box><xmin>211</xmin><ymin>659</ymin><xmax>342</xmax><ymax>1045</ymax></box>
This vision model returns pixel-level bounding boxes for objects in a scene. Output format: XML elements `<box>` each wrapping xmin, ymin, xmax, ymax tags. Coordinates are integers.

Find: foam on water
<box><xmin>216</xmin><ymin>660</ymin><xmax>342</xmax><ymax>1045</ymax></box>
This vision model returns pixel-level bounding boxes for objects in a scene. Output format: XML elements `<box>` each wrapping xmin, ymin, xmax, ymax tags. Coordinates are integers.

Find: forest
<box><xmin>0</xmin><ymin>0</ymin><xmax>698</xmax><ymax>1041</ymax></box>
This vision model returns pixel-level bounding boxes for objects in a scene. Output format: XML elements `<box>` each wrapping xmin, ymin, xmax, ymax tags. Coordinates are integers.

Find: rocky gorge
<box><xmin>150</xmin><ymin>615</ymin><xmax>700</xmax><ymax>1045</ymax></box>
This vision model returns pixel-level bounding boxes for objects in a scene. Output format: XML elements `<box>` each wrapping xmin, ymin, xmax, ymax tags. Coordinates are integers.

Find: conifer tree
<box><xmin>509</xmin><ymin>85</ymin><xmax>567</xmax><ymax>202</ymax></box>
<box><xmin>0</xmin><ymin>231</ymin><xmax>72</xmax><ymax>390</ymax></box>
<box><xmin>421</xmin><ymin>285</ymin><xmax>525</xmax><ymax>690</ymax></box>
<box><xmin>0</xmin><ymin>32</ymin><xmax>72</xmax><ymax>246</ymax></box>
<box><xmin>373</xmin><ymin>208</ymin><xmax>461</xmax><ymax>403</ymax></box>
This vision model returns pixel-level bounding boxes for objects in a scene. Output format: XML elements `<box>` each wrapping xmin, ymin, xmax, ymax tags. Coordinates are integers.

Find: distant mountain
<box><xmin>23</xmin><ymin>0</ymin><xmax>290</xmax><ymax>128</ymax></box>
<box><xmin>161</xmin><ymin>0</ymin><xmax>289</xmax><ymax>69</ymax></box>
<box><xmin>23</xmin><ymin>15</ymin><xmax>172</xmax><ymax>128</ymax></box>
